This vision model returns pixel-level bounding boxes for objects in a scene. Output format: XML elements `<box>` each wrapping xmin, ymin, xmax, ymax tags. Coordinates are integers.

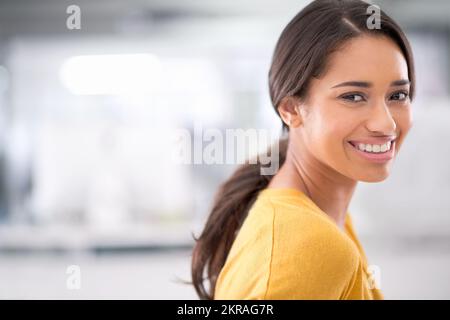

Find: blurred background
<box><xmin>0</xmin><ymin>0</ymin><xmax>449</xmax><ymax>299</ymax></box>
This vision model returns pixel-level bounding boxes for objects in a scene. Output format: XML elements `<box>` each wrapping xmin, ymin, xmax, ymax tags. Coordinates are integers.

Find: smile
<box><xmin>347</xmin><ymin>140</ymin><xmax>395</xmax><ymax>163</ymax></box>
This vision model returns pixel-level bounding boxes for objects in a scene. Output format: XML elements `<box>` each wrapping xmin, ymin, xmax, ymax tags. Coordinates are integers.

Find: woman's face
<box><xmin>296</xmin><ymin>35</ymin><xmax>412</xmax><ymax>182</ymax></box>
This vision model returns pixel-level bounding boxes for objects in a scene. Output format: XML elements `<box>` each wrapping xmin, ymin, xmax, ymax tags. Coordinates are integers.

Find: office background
<box><xmin>0</xmin><ymin>0</ymin><xmax>449</xmax><ymax>299</ymax></box>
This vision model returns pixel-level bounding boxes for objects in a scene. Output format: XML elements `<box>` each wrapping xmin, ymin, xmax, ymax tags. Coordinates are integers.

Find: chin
<box><xmin>358</xmin><ymin>170</ymin><xmax>390</xmax><ymax>183</ymax></box>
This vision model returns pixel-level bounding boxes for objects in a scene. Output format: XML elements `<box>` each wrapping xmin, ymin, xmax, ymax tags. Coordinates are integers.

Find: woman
<box><xmin>191</xmin><ymin>0</ymin><xmax>415</xmax><ymax>300</ymax></box>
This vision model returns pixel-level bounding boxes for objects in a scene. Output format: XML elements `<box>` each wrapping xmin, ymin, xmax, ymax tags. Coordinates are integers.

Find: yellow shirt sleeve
<box><xmin>214</xmin><ymin>188</ymin><xmax>378</xmax><ymax>300</ymax></box>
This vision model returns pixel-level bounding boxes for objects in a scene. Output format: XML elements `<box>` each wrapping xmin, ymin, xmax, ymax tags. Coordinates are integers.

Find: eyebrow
<box><xmin>331</xmin><ymin>79</ymin><xmax>410</xmax><ymax>88</ymax></box>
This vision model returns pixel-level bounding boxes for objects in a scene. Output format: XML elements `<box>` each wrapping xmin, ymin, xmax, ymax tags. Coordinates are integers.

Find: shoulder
<box><xmin>261</xmin><ymin>194</ymin><xmax>357</xmax><ymax>253</ymax></box>
<box><xmin>261</xmin><ymin>196</ymin><xmax>360</xmax><ymax>299</ymax></box>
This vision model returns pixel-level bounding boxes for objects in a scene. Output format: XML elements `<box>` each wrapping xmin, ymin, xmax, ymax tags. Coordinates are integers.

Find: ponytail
<box><xmin>191</xmin><ymin>138</ymin><xmax>288</xmax><ymax>299</ymax></box>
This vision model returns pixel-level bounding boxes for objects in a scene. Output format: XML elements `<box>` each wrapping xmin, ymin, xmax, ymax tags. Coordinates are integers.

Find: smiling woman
<box><xmin>191</xmin><ymin>0</ymin><xmax>415</xmax><ymax>300</ymax></box>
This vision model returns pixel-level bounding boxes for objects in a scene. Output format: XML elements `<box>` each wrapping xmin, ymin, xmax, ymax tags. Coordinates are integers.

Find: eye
<box><xmin>390</xmin><ymin>91</ymin><xmax>409</xmax><ymax>101</ymax></box>
<box><xmin>340</xmin><ymin>93</ymin><xmax>366</xmax><ymax>103</ymax></box>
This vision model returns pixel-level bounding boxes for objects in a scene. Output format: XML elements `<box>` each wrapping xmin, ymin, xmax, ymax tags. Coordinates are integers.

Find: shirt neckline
<box><xmin>258</xmin><ymin>187</ymin><xmax>351</xmax><ymax>230</ymax></box>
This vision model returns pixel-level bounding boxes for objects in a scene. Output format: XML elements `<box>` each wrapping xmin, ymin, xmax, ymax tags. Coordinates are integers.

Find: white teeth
<box><xmin>354</xmin><ymin>141</ymin><xmax>393</xmax><ymax>153</ymax></box>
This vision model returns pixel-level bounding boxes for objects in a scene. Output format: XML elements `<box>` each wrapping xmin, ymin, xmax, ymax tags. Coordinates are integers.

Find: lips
<box><xmin>347</xmin><ymin>140</ymin><xmax>395</xmax><ymax>163</ymax></box>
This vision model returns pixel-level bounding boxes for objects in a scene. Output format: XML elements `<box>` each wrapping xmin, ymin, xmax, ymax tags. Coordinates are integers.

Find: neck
<box><xmin>268</xmin><ymin>137</ymin><xmax>357</xmax><ymax>230</ymax></box>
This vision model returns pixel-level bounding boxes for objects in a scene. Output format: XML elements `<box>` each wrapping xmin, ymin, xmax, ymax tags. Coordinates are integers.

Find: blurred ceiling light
<box><xmin>59</xmin><ymin>54</ymin><xmax>162</xmax><ymax>95</ymax></box>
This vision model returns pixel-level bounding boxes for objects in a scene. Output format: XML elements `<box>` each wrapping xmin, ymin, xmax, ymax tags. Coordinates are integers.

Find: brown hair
<box><xmin>191</xmin><ymin>0</ymin><xmax>415</xmax><ymax>300</ymax></box>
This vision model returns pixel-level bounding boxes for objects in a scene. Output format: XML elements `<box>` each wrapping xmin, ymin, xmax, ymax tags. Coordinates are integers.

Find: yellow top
<box><xmin>214</xmin><ymin>187</ymin><xmax>384</xmax><ymax>300</ymax></box>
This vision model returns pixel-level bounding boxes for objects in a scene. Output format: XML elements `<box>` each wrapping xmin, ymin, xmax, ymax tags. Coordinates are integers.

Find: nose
<box><xmin>366</xmin><ymin>100</ymin><xmax>397</xmax><ymax>135</ymax></box>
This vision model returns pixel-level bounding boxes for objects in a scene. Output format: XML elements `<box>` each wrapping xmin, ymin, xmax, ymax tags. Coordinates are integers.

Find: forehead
<box><xmin>318</xmin><ymin>35</ymin><xmax>409</xmax><ymax>85</ymax></box>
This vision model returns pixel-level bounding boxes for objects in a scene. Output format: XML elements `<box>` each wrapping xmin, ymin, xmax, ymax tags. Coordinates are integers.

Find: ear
<box><xmin>277</xmin><ymin>96</ymin><xmax>305</xmax><ymax>128</ymax></box>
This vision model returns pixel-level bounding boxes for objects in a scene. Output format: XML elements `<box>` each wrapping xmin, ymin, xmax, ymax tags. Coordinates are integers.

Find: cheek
<box><xmin>393</xmin><ymin>107</ymin><xmax>413</xmax><ymax>149</ymax></box>
<box><xmin>309</xmin><ymin>108</ymin><xmax>352</xmax><ymax>159</ymax></box>
<box><xmin>399</xmin><ymin>108</ymin><xmax>413</xmax><ymax>132</ymax></box>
